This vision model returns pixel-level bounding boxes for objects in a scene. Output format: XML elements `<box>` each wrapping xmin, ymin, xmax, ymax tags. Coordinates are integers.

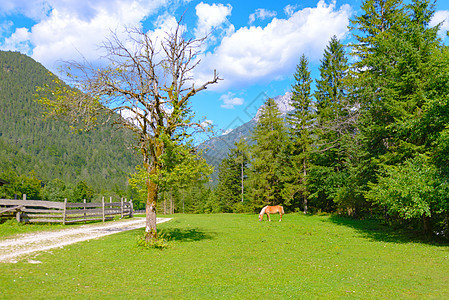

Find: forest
<box><xmin>187</xmin><ymin>0</ymin><xmax>449</xmax><ymax>237</ymax></box>
<box><xmin>0</xmin><ymin>51</ymin><xmax>141</xmax><ymax>205</ymax></box>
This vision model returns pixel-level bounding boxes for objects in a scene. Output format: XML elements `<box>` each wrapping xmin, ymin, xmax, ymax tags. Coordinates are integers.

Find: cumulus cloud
<box><xmin>195</xmin><ymin>0</ymin><xmax>351</xmax><ymax>91</ymax></box>
<box><xmin>1</xmin><ymin>0</ymin><xmax>170</xmax><ymax>72</ymax></box>
<box><xmin>0</xmin><ymin>0</ymin><xmax>51</xmax><ymax>21</ymax></box>
<box><xmin>1</xmin><ymin>27</ymin><xmax>32</xmax><ymax>53</ymax></box>
<box><xmin>194</xmin><ymin>2</ymin><xmax>232</xmax><ymax>39</ymax></box>
<box><xmin>220</xmin><ymin>92</ymin><xmax>244</xmax><ymax>109</ymax></box>
<box><xmin>1</xmin><ymin>0</ymin><xmax>353</xmax><ymax>93</ymax></box>
<box><xmin>430</xmin><ymin>10</ymin><xmax>449</xmax><ymax>39</ymax></box>
<box><xmin>249</xmin><ymin>8</ymin><xmax>277</xmax><ymax>24</ymax></box>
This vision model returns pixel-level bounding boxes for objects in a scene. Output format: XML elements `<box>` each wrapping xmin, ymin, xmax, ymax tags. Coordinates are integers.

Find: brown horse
<box><xmin>259</xmin><ymin>205</ymin><xmax>284</xmax><ymax>222</ymax></box>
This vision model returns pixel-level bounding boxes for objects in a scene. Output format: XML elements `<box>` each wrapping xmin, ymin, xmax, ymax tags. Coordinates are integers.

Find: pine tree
<box><xmin>350</xmin><ymin>0</ymin><xmax>443</xmax><ymax>166</ymax></box>
<box><xmin>216</xmin><ymin>139</ymin><xmax>249</xmax><ymax>212</ymax></box>
<box><xmin>311</xmin><ymin>36</ymin><xmax>361</xmax><ymax>213</ymax></box>
<box><xmin>285</xmin><ymin>54</ymin><xmax>314</xmax><ymax>213</ymax></box>
<box><xmin>248</xmin><ymin>98</ymin><xmax>288</xmax><ymax>209</ymax></box>
<box><xmin>349</xmin><ymin>0</ymin><xmax>449</xmax><ymax>229</ymax></box>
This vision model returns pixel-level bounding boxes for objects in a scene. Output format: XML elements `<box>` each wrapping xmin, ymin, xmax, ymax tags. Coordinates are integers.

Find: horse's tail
<box><xmin>281</xmin><ymin>206</ymin><xmax>285</xmax><ymax>215</ymax></box>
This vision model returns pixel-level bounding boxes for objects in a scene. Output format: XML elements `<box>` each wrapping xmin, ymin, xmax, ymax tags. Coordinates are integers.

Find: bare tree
<box><xmin>37</xmin><ymin>20</ymin><xmax>221</xmax><ymax>241</ymax></box>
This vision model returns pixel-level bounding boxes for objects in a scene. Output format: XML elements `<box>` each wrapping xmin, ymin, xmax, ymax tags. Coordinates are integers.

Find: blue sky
<box><xmin>1</xmin><ymin>0</ymin><xmax>449</xmax><ymax>140</ymax></box>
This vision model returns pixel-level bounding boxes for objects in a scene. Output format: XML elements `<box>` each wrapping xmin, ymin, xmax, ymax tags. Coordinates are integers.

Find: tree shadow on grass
<box><xmin>327</xmin><ymin>215</ymin><xmax>449</xmax><ymax>246</ymax></box>
<box><xmin>160</xmin><ymin>228</ymin><xmax>215</xmax><ymax>243</ymax></box>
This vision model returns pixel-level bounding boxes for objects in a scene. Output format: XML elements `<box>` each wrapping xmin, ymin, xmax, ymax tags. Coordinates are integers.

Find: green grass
<box><xmin>1</xmin><ymin>213</ymin><xmax>449</xmax><ymax>299</ymax></box>
<box><xmin>0</xmin><ymin>219</ymin><xmax>68</xmax><ymax>237</ymax></box>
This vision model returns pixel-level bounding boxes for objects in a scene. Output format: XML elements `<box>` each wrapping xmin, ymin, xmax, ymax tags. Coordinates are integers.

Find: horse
<box><xmin>259</xmin><ymin>205</ymin><xmax>284</xmax><ymax>222</ymax></box>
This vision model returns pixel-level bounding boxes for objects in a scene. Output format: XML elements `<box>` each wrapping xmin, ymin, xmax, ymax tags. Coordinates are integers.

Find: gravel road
<box><xmin>0</xmin><ymin>217</ymin><xmax>171</xmax><ymax>263</ymax></box>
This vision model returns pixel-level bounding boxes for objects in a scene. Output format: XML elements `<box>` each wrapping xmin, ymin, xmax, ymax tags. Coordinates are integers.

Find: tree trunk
<box><xmin>145</xmin><ymin>178</ymin><xmax>158</xmax><ymax>242</ymax></box>
<box><xmin>423</xmin><ymin>215</ymin><xmax>432</xmax><ymax>235</ymax></box>
<box><xmin>445</xmin><ymin>213</ymin><xmax>449</xmax><ymax>239</ymax></box>
<box><xmin>303</xmin><ymin>157</ymin><xmax>308</xmax><ymax>214</ymax></box>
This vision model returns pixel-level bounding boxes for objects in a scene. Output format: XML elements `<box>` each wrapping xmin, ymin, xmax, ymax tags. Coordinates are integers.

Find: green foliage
<box><xmin>129</xmin><ymin>136</ymin><xmax>213</xmax><ymax>212</ymax></box>
<box><xmin>247</xmin><ymin>98</ymin><xmax>289</xmax><ymax>209</ymax></box>
<box><xmin>136</xmin><ymin>232</ymin><xmax>169</xmax><ymax>249</ymax></box>
<box><xmin>0</xmin><ymin>170</ymin><xmax>41</xmax><ymax>200</ymax></box>
<box><xmin>72</xmin><ymin>181</ymin><xmax>95</xmax><ymax>202</ymax></box>
<box><xmin>40</xmin><ymin>178</ymin><xmax>71</xmax><ymax>202</ymax></box>
<box><xmin>284</xmin><ymin>54</ymin><xmax>315</xmax><ymax>212</ymax></box>
<box><xmin>215</xmin><ymin>139</ymin><xmax>249</xmax><ymax>212</ymax></box>
<box><xmin>35</xmin><ymin>74</ymin><xmax>102</xmax><ymax>131</ymax></box>
<box><xmin>366</xmin><ymin>155</ymin><xmax>436</xmax><ymax>220</ymax></box>
<box><xmin>310</xmin><ymin>35</ymin><xmax>359</xmax><ymax>213</ymax></box>
<box><xmin>0</xmin><ymin>51</ymin><xmax>139</xmax><ymax>195</ymax></box>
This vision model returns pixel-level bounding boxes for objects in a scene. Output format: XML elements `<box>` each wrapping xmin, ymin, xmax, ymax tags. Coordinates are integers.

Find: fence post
<box><xmin>120</xmin><ymin>197</ymin><xmax>124</xmax><ymax>219</ymax></box>
<box><xmin>83</xmin><ymin>199</ymin><xmax>86</xmax><ymax>224</ymax></box>
<box><xmin>63</xmin><ymin>198</ymin><xmax>67</xmax><ymax>225</ymax></box>
<box><xmin>16</xmin><ymin>194</ymin><xmax>26</xmax><ymax>223</ymax></box>
<box><xmin>102</xmin><ymin>197</ymin><xmax>105</xmax><ymax>222</ymax></box>
<box><xmin>129</xmin><ymin>199</ymin><xmax>133</xmax><ymax>217</ymax></box>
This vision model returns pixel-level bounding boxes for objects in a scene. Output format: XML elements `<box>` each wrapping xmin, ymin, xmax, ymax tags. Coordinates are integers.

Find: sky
<box><xmin>1</xmin><ymin>0</ymin><xmax>449</xmax><ymax>140</ymax></box>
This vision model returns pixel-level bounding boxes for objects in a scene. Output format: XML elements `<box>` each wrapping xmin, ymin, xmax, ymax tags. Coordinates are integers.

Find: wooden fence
<box><xmin>0</xmin><ymin>195</ymin><xmax>133</xmax><ymax>224</ymax></box>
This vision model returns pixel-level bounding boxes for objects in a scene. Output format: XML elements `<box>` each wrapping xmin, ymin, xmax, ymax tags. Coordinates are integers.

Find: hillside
<box><xmin>0</xmin><ymin>51</ymin><xmax>139</xmax><ymax>192</ymax></box>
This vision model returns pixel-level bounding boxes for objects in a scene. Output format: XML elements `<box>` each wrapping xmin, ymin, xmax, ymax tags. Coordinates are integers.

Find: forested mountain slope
<box><xmin>0</xmin><ymin>51</ymin><xmax>139</xmax><ymax>192</ymax></box>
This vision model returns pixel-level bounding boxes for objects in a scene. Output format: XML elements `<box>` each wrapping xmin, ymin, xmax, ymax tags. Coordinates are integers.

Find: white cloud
<box><xmin>249</xmin><ymin>8</ymin><xmax>277</xmax><ymax>24</ymax></box>
<box><xmin>220</xmin><ymin>92</ymin><xmax>244</xmax><ymax>109</ymax></box>
<box><xmin>430</xmin><ymin>10</ymin><xmax>449</xmax><ymax>39</ymax></box>
<box><xmin>194</xmin><ymin>2</ymin><xmax>232</xmax><ymax>38</ymax></box>
<box><xmin>0</xmin><ymin>20</ymin><xmax>13</xmax><ymax>37</ymax></box>
<box><xmin>1</xmin><ymin>27</ymin><xmax>32</xmax><ymax>53</ymax></box>
<box><xmin>195</xmin><ymin>0</ymin><xmax>351</xmax><ymax>91</ymax></box>
<box><xmin>1</xmin><ymin>0</ymin><xmax>171</xmax><ymax>73</ymax></box>
<box><xmin>201</xmin><ymin>119</ymin><xmax>213</xmax><ymax>128</ymax></box>
<box><xmin>0</xmin><ymin>0</ymin><xmax>51</xmax><ymax>21</ymax></box>
<box><xmin>284</xmin><ymin>4</ymin><xmax>300</xmax><ymax>17</ymax></box>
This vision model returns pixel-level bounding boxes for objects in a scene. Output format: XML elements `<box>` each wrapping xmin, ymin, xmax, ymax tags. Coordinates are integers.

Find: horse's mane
<box><xmin>259</xmin><ymin>206</ymin><xmax>268</xmax><ymax>215</ymax></box>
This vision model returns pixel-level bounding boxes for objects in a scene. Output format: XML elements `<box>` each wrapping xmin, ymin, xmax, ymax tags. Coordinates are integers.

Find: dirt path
<box><xmin>0</xmin><ymin>217</ymin><xmax>171</xmax><ymax>263</ymax></box>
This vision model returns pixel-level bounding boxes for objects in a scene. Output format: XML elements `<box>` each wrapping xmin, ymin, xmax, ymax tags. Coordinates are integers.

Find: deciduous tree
<box><xmin>37</xmin><ymin>21</ymin><xmax>221</xmax><ymax>241</ymax></box>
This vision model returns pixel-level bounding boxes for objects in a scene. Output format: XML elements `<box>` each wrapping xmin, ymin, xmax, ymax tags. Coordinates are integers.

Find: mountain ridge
<box><xmin>200</xmin><ymin>92</ymin><xmax>293</xmax><ymax>181</ymax></box>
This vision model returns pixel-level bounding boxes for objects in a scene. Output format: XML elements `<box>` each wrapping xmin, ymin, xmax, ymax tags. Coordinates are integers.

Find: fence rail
<box><xmin>0</xmin><ymin>195</ymin><xmax>133</xmax><ymax>224</ymax></box>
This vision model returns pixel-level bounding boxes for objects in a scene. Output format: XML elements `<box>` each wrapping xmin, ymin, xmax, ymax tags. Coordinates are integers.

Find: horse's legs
<box><xmin>267</xmin><ymin>213</ymin><xmax>271</xmax><ymax>221</ymax></box>
<box><xmin>279</xmin><ymin>213</ymin><xmax>282</xmax><ymax>222</ymax></box>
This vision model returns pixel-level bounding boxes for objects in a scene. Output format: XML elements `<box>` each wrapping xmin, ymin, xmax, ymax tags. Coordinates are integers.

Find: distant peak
<box><xmin>253</xmin><ymin>91</ymin><xmax>293</xmax><ymax>121</ymax></box>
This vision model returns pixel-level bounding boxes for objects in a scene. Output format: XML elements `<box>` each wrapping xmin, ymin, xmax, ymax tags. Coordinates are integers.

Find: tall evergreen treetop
<box><xmin>315</xmin><ymin>35</ymin><xmax>349</xmax><ymax>122</ymax></box>
<box><xmin>249</xmin><ymin>98</ymin><xmax>288</xmax><ymax>208</ymax></box>
<box><xmin>285</xmin><ymin>54</ymin><xmax>314</xmax><ymax>213</ymax></box>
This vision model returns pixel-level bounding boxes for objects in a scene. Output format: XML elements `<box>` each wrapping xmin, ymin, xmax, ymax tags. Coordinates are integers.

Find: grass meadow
<box><xmin>1</xmin><ymin>213</ymin><xmax>449</xmax><ymax>299</ymax></box>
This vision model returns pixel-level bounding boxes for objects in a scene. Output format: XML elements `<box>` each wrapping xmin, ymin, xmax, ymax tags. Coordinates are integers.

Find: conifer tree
<box><xmin>311</xmin><ymin>36</ymin><xmax>359</xmax><ymax>213</ymax></box>
<box><xmin>285</xmin><ymin>54</ymin><xmax>314</xmax><ymax>213</ymax></box>
<box><xmin>248</xmin><ymin>98</ymin><xmax>288</xmax><ymax>209</ymax></box>
<box><xmin>349</xmin><ymin>0</ymin><xmax>449</xmax><ymax>229</ymax></box>
<box><xmin>216</xmin><ymin>139</ymin><xmax>249</xmax><ymax>212</ymax></box>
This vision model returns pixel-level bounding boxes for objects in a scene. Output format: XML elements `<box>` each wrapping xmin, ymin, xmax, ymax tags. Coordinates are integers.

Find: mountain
<box><xmin>0</xmin><ymin>51</ymin><xmax>140</xmax><ymax>192</ymax></box>
<box><xmin>200</xmin><ymin>92</ymin><xmax>293</xmax><ymax>181</ymax></box>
